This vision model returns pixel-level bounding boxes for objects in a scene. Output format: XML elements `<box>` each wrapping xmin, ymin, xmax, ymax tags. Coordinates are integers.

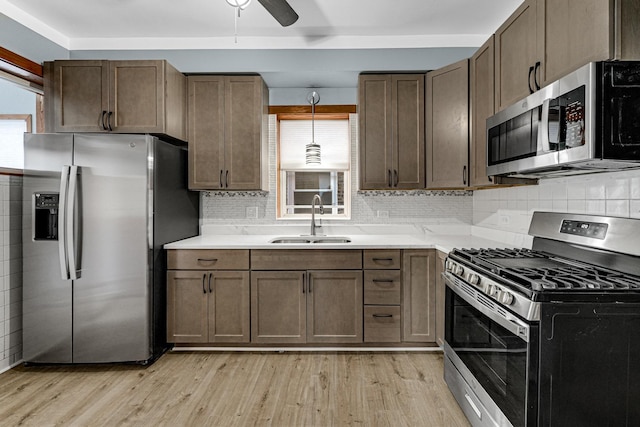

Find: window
<box><xmin>277</xmin><ymin>116</ymin><xmax>351</xmax><ymax>219</ymax></box>
<box><xmin>0</xmin><ymin>114</ymin><xmax>31</xmax><ymax>170</ymax></box>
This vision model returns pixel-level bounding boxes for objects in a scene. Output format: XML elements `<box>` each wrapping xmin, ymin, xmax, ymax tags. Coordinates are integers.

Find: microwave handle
<box><xmin>538</xmin><ymin>98</ymin><xmax>551</xmax><ymax>153</ymax></box>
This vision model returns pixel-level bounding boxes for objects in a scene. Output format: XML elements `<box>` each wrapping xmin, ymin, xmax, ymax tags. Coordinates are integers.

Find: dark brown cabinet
<box><xmin>166</xmin><ymin>250</ymin><xmax>250</xmax><ymax>343</ymax></box>
<box><xmin>402</xmin><ymin>249</ymin><xmax>436</xmax><ymax>343</ymax></box>
<box><xmin>470</xmin><ymin>36</ymin><xmax>496</xmax><ymax>188</ymax></box>
<box><xmin>46</xmin><ymin>60</ymin><xmax>186</xmax><ymax>140</ymax></box>
<box><xmin>358</xmin><ymin>74</ymin><xmax>425</xmax><ymax>190</ymax></box>
<box><xmin>187</xmin><ymin>75</ymin><xmax>268</xmax><ymax>190</ymax></box>
<box><xmin>426</xmin><ymin>59</ymin><xmax>469</xmax><ymax>189</ymax></box>
<box><xmin>250</xmin><ymin>250</ymin><xmax>363</xmax><ymax>344</ymax></box>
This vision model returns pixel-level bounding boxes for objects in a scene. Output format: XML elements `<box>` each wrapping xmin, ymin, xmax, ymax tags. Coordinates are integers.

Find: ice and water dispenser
<box><xmin>33</xmin><ymin>193</ymin><xmax>59</xmax><ymax>240</ymax></box>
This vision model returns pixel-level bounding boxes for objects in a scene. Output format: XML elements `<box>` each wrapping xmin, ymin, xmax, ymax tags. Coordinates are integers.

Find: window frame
<box><xmin>276</xmin><ymin>111</ymin><xmax>352</xmax><ymax>220</ymax></box>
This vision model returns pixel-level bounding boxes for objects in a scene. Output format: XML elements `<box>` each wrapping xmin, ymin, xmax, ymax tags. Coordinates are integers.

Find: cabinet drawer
<box><xmin>251</xmin><ymin>250</ymin><xmax>362</xmax><ymax>270</ymax></box>
<box><xmin>363</xmin><ymin>250</ymin><xmax>401</xmax><ymax>269</ymax></box>
<box><xmin>167</xmin><ymin>249</ymin><xmax>250</xmax><ymax>270</ymax></box>
<box><xmin>364</xmin><ymin>270</ymin><xmax>401</xmax><ymax>305</ymax></box>
<box><xmin>364</xmin><ymin>306</ymin><xmax>401</xmax><ymax>343</ymax></box>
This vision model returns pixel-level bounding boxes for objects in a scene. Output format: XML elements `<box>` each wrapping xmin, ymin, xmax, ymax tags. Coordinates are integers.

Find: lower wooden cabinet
<box><xmin>402</xmin><ymin>250</ymin><xmax>437</xmax><ymax>342</ymax></box>
<box><xmin>167</xmin><ymin>248</ymin><xmax>438</xmax><ymax>347</ymax></box>
<box><xmin>167</xmin><ymin>270</ymin><xmax>250</xmax><ymax>343</ymax></box>
<box><xmin>251</xmin><ymin>270</ymin><xmax>363</xmax><ymax>344</ymax></box>
<box><xmin>435</xmin><ymin>250</ymin><xmax>447</xmax><ymax>347</ymax></box>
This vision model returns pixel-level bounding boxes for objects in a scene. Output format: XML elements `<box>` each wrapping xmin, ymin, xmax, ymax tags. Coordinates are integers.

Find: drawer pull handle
<box><xmin>372</xmin><ymin>314</ymin><xmax>393</xmax><ymax>318</ymax></box>
<box><xmin>372</xmin><ymin>279</ymin><xmax>394</xmax><ymax>283</ymax></box>
<box><xmin>372</xmin><ymin>258</ymin><xmax>394</xmax><ymax>262</ymax></box>
<box><xmin>198</xmin><ymin>258</ymin><xmax>218</xmax><ymax>263</ymax></box>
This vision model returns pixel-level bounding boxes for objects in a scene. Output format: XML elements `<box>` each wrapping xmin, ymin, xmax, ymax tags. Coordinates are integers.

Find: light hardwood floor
<box><xmin>0</xmin><ymin>352</ymin><xmax>470</xmax><ymax>426</ymax></box>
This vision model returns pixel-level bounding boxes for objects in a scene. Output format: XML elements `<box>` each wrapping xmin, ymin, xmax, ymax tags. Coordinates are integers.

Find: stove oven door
<box><xmin>443</xmin><ymin>275</ymin><xmax>538</xmax><ymax>427</ymax></box>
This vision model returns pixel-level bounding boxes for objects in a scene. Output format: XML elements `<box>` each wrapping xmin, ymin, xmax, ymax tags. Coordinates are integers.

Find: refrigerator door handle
<box><xmin>67</xmin><ymin>165</ymin><xmax>80</xmax><ymax>280</ymax></box>
<box><xmin>58</xmin><ymin>166</ymin><xmax>71</xmax><ymax>280</ymax></box>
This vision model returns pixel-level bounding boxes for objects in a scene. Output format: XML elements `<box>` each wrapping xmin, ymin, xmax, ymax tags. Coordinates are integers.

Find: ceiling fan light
<box><xmin>226</xmin><ymin>0</ymin><xmax>251</xmax><ymax>10</ymax></box>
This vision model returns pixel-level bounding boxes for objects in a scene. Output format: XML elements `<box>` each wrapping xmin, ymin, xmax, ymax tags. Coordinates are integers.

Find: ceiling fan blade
<box><xmin>257</xmin><ymin>0</ymin><xmax>299</xmax><ymax>27</ymax></box>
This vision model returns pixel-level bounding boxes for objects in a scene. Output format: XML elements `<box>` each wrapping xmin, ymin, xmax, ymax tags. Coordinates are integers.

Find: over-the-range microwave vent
<box><xmin>506</xmin><ymin>160</ymin><xmax>640</xmax><ymax>179</ymax></box>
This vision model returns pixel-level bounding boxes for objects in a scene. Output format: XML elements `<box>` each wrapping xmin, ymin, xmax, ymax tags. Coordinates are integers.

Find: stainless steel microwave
<box><xmin>487</xmin><ymin>61</ymin><xmax>640</xmax><ymax>178</ymax></box>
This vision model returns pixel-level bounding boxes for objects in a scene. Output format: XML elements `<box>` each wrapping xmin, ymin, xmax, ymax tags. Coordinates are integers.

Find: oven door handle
<box><xmin>445</xmin><ymin>272</ymin><xmax>530</xmax><ymax>342</ymax></box>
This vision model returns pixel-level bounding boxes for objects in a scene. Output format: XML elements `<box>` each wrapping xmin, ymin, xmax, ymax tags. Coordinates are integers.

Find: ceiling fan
<box><xmin>226</xmin><ymin>0</ymin><xmax>299</xmax><ymax>27</ymax></box>
<box><xmin>257</xmin><ymin>0</ymin><xmax>299</xmax><ymax>27</ymax></box>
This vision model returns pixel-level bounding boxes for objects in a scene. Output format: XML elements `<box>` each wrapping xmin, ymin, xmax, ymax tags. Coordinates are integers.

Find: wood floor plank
<box><xmin>0</xmin><ymin>352</ymin><xmax>469</xmax><ymax>426</ymax></box>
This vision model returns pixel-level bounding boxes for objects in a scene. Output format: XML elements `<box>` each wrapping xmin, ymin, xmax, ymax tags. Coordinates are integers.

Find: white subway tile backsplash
<box><xmin>0</xmin><ymin>175</ymin><xmax>22</xmax><ymax>372</ymax></box>
<box><xmin>606</xmin><ymin>200</ymin><xmax>630</xmax><ymax>217</ymax></box>
<box><xmin>586</xmin><ymin>199</ymin><xmax>606</xmax><ymax>215</ymax></box>
<box><xmin>630</xmin><ymin>200</ymin><xmax>640</xmax><ymax>219</ymax></box>
<box><xmin>605</xmin><ymin>178</ymin><xmax>630</xmax><ymax>200</ymax></box>
<box><xmin>473</xmin><ymin>170</ymin><xmax>640</xmax><ymax>235</ymax></box>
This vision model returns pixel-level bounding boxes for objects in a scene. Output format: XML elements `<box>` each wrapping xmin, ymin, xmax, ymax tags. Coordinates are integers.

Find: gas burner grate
<box><xmin>505</xmin><ymin>266</ymin><xmax>640</xmax><ymax>291</ymax></box>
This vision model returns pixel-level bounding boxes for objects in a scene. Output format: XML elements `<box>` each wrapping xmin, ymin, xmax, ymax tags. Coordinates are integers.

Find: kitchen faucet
<box><xmin>310</xmin><ymin>194</ymin><xmax>324</xmax><ymax>236</ymax></box>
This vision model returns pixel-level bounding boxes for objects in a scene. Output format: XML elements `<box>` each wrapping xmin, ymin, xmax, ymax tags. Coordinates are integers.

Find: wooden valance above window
<box><xmin>0</xmin><ymin>46</ymin><xmax>43</xmax><ymax>86</ymax></box>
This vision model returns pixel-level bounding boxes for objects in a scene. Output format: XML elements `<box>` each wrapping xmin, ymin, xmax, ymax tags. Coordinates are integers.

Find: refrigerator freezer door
<box><xmin>71</xmin><ymin>134</ymin><xmax>151</xmax><ymax>363</ymax></box>
<box><xmin>23</xmin><ymin>134</ymin><xmax>74</xmax><ymax>363</ymax></box>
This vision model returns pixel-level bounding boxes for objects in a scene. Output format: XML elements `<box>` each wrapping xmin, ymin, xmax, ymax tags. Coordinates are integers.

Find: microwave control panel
<box><xmin>561</xmin><ymin>86</ymin><xmax>585</xmax><ymax>148</ymax></box>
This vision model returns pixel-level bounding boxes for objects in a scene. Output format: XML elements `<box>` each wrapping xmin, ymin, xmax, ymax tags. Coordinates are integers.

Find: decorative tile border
<box><xmin>358</xmin><ymin>190</ymin><xmax>473</xmax><ymax>197</ymax></box>
<box><xmin>204</xmin><ymin>191</ymin><xmax>269</xmax><ymax>198</ymax></box>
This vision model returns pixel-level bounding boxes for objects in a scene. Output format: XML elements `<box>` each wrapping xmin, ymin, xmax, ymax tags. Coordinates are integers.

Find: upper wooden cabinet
<box><xmin>495</xmin><ymin>0</ymin><xmax>640</xmax><ymax>112</ymax></box>
<box><xmin>494</xmin><ymin>0</ymin><xmax>539</xmax><ymax>112</ymax></box>
<box><xmin>538</xmin><ymin>0</ymin><xmax>640</xmax><ymax>86</ymax></box>
<box><xmin>45</xmin><ymin>60</ymin><xmax>186</xmax><ymax>140</ymax></box>
<box><xmin>187</xmin><ymin>75</ymin><xmax>268</xmax><ymax>191</ymax></box>
<box><xmin>358</xmin><ymin>74</ymin><xmax>425</xmax><ymax>190</ymax></box>
<box><xmin>470</xmin><ymin>36</ymin><xmax>496</xmax><ymax>188</ymax></box>
<box><xmin>426</xmin><ymin>59</ymin><xmax>469</xmax><ymax>189</ymax></box>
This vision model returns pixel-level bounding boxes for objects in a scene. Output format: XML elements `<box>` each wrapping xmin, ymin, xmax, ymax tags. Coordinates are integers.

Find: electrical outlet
<box><xmin>377</xmin><ymin>210</ymin><xmax>389</xmax><ymax>218</ymax></box>
<box><xmin>246</xmin><ymin>206</ymin><xmax>258</xmax><ymax>219</ymax></box>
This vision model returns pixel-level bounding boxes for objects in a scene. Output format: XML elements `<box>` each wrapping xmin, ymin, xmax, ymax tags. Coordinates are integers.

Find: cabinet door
<box><xmin>109</xmin><ymin>61</ymin><xmax>165</xmax><ymax>133</ymax></box>
<box><xmin>187</xmin><ymin>76</ymin><xmax>225</xmax><ymax>190</ymax></box>
<box><xmin>538</xmin><ymin>0</ymin><xmax>612</xmax><ymax>86</ymax></box>
<box><xmin>225</xmin><ymin>76</ymin><xmax>265</xmax><ymax>190</ymax></box>
<box><xmin>402</xmin><ymin>250</ymin><xmax>436</xmax><ymax>343</ymax></box>
<box><xmin>435</xmin><ymin>251</ymin><xmax>447</xmax><ymax>347</ymax></box>
<box><xmin>495</xmin><ymin>0</ymin><xmax>539</xmax><ymax>112</ymax></box>
<box><xmin>307</xmin><ymin>270</ymin><xmax>363</xmax><ymax>343</ymax></box>
<box><xmin>208</xmin><ymin>271</ymin><xmax>250</xmax><ymax>343</ymax></box>
<box><xmin>470</xmin><ymin>36</ymin><xmax>496</xmax><ymax>187</ymax></box>
<box><xmin>251</xmin><ymin>271</ymin><xmax>306</xmax><ymax>344</ymax></box>
<box><xmin>167</xmin><ymin>271</ymin><xmax>208</xmax><ymax>343</ymax></box>
<box><xmin>359</xmin><ymin>74</ymin><xmax>393</xmax><ymax>189</ymax></box>
<box><xmin>392</xmin><ymin>74</ymin><xmax>425</xmax><ymax>189</ymax></box>
<box><xmin>426</xmin><ymin>60</ymin><xmax>469</xmax><ymax>189</ymax></box>
<box><xmin>51</xmin><ymin>60</ymin><xmax>109</xmax><ymax>132</ymax></box>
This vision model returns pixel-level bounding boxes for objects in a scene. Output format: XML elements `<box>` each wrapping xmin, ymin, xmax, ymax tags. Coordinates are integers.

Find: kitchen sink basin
<box><xmin>269</xmin><ymin>236</ymin><xmax>352</xmax><ymax>244</ymax></box>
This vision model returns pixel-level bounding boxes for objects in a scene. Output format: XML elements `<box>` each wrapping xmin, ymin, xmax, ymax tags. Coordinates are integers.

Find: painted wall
<box><xmin>0</xmin><ymin>78</ymin><xmax>37</xmax><ymax>132</ymax></box>
<box><xmin>0</xmin><ymin>13</ymin><xmax>69</xmax><ymax>62</ymax></box>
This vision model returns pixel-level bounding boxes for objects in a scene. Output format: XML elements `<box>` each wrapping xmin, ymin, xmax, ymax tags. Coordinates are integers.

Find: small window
<box><xmin>278</xmin><ymin>117</ymin><xmax>351</xmax><ymax>219</ymax></box>
<box><xmin>0</xmin><ymin>114</ymin><xmax>31</xmax><ymax>170</ymax></box>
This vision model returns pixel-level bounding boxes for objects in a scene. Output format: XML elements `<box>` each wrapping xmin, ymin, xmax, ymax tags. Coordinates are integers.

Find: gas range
<box><xmin>443</xmin><ymin>212</ymin><xmax>640</xmax><ymax>427</ymax></box>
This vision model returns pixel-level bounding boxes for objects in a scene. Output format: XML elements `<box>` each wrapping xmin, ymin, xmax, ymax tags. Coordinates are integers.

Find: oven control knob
<box><xmin>455</xmin><ymin>265</ymin><xmax>465</xmax><ymax>276</ymax></box>
<box><xmin>499</xmin><ymin>291</ymin><xmax>514</xmax><ymax>305</ymax></box>
<box><xmin>486</xmin><ymin>284</ymin><xmax>496</xmax><ymax>296</ymax></box>
<box><xmin>445</xmin><ymin>261</ymin><xmax>453</xmax><ymax>272</ymax></box>
<box><xmin>468</xmin><ymin>274</ymin><xmax>480</xmax><ymax>286</ymax></box>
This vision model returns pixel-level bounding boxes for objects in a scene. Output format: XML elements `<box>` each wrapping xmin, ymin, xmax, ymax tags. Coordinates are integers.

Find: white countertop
<box><xmin>164</xmin><ymin>224</ymin><xmax>532</xmax><ymax>254</ymax></box>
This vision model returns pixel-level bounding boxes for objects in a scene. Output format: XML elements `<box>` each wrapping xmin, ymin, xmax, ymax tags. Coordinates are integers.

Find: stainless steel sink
<box><xmin>269</xmin><ymin>236</ymin><xmax>352</xmax><ymax>244</ymax></box>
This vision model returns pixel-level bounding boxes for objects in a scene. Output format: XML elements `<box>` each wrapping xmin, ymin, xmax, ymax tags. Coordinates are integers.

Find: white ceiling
<box><xmin>1</xmin><ymin>0</ymin><xmax>521</xmax><ymax>50</ymax></box>
<box><xmin>1</xmin><ymin>0</ymin><xmax>522</xmax><ymax>89</ymax></box>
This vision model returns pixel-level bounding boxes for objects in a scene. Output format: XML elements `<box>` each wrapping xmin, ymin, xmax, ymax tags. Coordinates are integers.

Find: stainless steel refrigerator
<box><xmin>22</xmin><ymin>133</ymin><xmax>199</xmax><ymax>364</ymax></box>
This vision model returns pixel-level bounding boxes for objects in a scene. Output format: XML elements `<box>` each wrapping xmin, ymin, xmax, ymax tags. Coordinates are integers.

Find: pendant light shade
<box><xmin>306</xmin><ymin>91</ymin><xmax>321</xmax><ymax>165</ymax></box>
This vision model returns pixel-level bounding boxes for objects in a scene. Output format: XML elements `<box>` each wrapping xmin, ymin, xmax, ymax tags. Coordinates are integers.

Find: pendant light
<box><xmin>306</xmin><ymin>91</ymin><xmax>321</xmax><ymax>165</ymax></box>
